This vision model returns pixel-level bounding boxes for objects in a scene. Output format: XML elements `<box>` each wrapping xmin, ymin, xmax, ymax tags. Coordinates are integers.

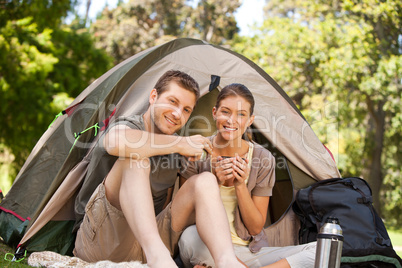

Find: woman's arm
<box><xmin>236</xmin><ymin>184</ymin><xmax>269</xmax><ymax>235</ymax></box>
<box><xmin>232</xmin><ymin>155</ymin><xmax>270</xmax><ymax>235</ymax></box>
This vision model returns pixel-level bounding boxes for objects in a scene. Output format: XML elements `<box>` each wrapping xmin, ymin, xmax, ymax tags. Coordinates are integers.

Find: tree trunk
<box><xmin>85</xmin><ymin>0</ymin><xmax>91</xmax><ymax>26</ymax></box>
<box><xmin>362</xmin><ymin>98</ymin><xmax>385</xmax><ymax>216</ymax></box>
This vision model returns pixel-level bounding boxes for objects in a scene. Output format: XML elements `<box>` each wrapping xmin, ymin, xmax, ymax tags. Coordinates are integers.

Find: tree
<box><xmin>231</xmin><ymin>0</ymin><xmax>401</xmax><ymax>220</ymax></box>
<box><xmin>0</xmin><ymin>0</ymin><xmax>75</xmax><ymax>30</ymax></box>
<box><xmin>0</xmin><ymin>18</ymin><xmax>59</xmax><ymax>169</ymax></box>
<box><xmin>186</xmin><ymin>0</ymin><xmax>240</xmax><ymax>43</ymax></box>
<box><xmin>89</xmin><ymin>0</ymin><xmax>240</xmax><ymax>64</ymax></box>
<box><xmin>0</xmin><ymin>2</ymin><xmax>112</xmax><ymax>174</ymax></box>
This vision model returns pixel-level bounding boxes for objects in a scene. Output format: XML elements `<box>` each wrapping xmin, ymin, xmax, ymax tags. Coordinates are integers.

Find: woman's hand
<box><xmin>232</xmin><ymin>155</ymin><xmax>250</xmax><ymax>187</ymax></box>
<box><xmin>212</xmin><ymin>155</ymin><xmax>249</xmax><ymax>186</ymax></box>
<box><xmin>213</xmin><ymin>156</ymin><xmax>235</xmax><ymax>185</ymax></box>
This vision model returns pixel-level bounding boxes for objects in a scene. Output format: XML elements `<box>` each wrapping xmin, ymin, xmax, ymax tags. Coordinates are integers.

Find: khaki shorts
<box><xmin>73</xmin><ymin>182</ymin><xmax>182</xmax><ymax>263</ymax></box>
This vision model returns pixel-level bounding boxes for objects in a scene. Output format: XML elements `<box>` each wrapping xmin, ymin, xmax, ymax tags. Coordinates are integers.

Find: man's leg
<box><xmin>104</xmin><ymin>158</ymin><xmax>177</xmax><ymax>268</ymax></box>
<box><xmin>171</xmin><ymin>172</ymin><xmax>246</xmax><ymax>268</ymax></box>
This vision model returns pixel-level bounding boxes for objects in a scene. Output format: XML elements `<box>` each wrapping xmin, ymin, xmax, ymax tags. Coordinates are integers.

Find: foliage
<box><xmin>231</xmin><ymin>0</ymin><xmax>401</xmax><ymax>218</ymax></box>
<box><xmin>89</xmin><ymin>0</ymin><xmax>240</xmax><ymax>64</ymax></box>
<box><xmin>0</xmin><ymin>0</ymin><xmax>400</xmax><ymax>226</ymax></box>
<box><xmin>0</xmin><ymin>0</ymin><xmax>75</xmax><ymax>30</ymax></box>
<box><xmin>0</xmin><ymin>18</ymin><xmax>58</xmax><ymax>168</ymax></box>
<box><xmin>0</xmin><ymin>5</ymin><xmax>112</xmax><ymax>173</ymax></box>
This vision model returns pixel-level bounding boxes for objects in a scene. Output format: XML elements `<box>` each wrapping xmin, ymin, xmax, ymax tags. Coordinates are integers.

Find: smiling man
<box><xmin>73</xmin><ymin>70</ymin><xmax>246</xmax><ymax>268</ymax></box>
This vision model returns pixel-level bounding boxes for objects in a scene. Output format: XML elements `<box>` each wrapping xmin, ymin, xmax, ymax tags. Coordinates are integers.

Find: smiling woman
<box><xmin>212</xmin><ymin>83</ymin><xmax>255</xmax><ymax>152</ymax></box>
<box><xmin>178</xmin><ymin>83</ymin><xmax>317</xmax><ymax>268</ymax></box>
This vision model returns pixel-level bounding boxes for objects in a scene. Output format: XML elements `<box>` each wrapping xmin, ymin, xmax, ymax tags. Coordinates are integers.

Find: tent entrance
<box><xmin>180</xmin><ymin>88</ymin><xmax>295</xmax><ymax>228</ymax></box>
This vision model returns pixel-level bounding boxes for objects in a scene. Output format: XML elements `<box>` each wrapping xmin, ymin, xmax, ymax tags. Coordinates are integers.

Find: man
<box><xmin>73</xmin><ymin>70</ymin><xmax>245</xmax><ymax>268</ymax></box>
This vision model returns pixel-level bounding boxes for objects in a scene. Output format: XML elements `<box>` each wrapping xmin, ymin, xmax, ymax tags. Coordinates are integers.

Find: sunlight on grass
<box><xmin>0</xmin><ymin>164</ymin><xmax>13</xmax><ymax>195</ymax></box>
<box><xmin>0</xmin><ymin>240</ymin><xmax>31</xmax><ymax>267</ymax></box>
<box><xmin>389</xmin><ymin>230</ymin><xmax>402</xmax><ymax>257</ymax></box>
<box><xmin>0</xmin><ymin>145</ymin><xmax>15</xmax><ymax>196</ymax></box>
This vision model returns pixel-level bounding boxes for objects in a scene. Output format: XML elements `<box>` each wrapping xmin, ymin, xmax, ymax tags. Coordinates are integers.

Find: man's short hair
<box><xmin>154</xmin><ymin>70</ymin><xmax>200</xmax><ymax>100</ymax></box>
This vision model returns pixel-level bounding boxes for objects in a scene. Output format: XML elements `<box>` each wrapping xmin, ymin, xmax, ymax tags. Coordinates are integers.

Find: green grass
<box><xmin>0</xmin><ymin>240</ymin><xmax>31</xmax><ymax>268</ymax></box>
<box><xmin>1</xmin><ymin>231</ymin><xmax>401</xmax><ymax>267</ymax></box>
<box><xmin>0</xmin><ymin>165</ymin><xmax>13</xmax><ymax>195</ymax></box>
<box><xmin>389</xmin><ymin>230</ymin><xmax>402</xmax><ymax>257</ymax></box>
<box><xmin>0</xmin><ymin>145</ymin><xmax>15</xmax><ymax>196</ymax></box>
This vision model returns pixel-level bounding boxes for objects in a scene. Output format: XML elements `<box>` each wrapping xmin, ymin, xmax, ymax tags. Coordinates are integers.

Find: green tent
<box><xmin>0</xmin><ymin>38</ymin><xmax>340</xmax><ymax>256</ymax></box>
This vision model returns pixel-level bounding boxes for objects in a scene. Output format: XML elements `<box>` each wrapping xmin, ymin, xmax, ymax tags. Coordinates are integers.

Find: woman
<box><xmin>178</xmin><ymin>83</ymin><xmax>316</xmax><ymax>268</ymax></box>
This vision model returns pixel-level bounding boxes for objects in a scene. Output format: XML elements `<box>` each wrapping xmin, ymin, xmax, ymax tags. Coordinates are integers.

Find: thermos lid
<box><xmin>320</xmin><ymin>217</ymin><xmax>343</xmax><ymax>236</ymax></box>
<box><xmin>326</xmin><ymin>216</ymin><xmax>340</xmax><ymax>224</ymax></box>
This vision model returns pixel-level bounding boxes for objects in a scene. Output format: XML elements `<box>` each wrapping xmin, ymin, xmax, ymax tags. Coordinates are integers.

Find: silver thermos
<box><xmin>314</xmin><ymin>217</ymin><xmax>343</xmax><ymax>268</ymax></box>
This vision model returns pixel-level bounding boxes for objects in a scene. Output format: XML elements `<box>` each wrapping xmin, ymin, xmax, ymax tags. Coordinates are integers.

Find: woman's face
<box><xmin>213</xmin><ymin>95</ymin><xmax>255</xmax><ymax>141</ymax></box>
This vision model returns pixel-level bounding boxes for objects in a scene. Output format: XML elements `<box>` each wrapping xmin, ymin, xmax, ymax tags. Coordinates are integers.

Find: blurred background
<box><xmin>0</xmin><ymin>0</ymin><xmax>400</xmax><ymax>244</ymax></box>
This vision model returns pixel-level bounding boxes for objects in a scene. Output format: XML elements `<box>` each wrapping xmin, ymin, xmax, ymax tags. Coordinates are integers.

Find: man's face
<box><xmin>149</xmin><ymin>82</ymin><xmax>197</xmax><ymax>135</ymax></box>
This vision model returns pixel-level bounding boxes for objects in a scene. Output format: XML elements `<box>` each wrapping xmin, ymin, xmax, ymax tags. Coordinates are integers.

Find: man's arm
<box><xmin>104</xmin><ymin>125</ymin><xmax>212</xmax><ymax>159</ymax></box>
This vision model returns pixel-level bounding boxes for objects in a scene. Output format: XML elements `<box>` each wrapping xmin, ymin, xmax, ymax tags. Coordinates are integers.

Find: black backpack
<box><xmin>292</xmin><ymin>177</ymin><xmax>402</xmax><ymax>268</ymax></box>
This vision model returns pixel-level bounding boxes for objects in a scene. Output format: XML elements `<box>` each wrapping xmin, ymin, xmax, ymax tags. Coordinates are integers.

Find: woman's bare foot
<box><xmin>215</xmin><ymin>259</ymin><xmax>247</xmax><ymax>268</ymax></box>
<box><xmin>193</xmin><ymin>264</ymin><xmax>211</xmax><ymax>268</ymax></box>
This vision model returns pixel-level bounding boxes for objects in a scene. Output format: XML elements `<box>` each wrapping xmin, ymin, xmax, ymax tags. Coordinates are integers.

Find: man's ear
<box><xmin>149</xmin><ymin>88</ymin><xmax>158</xmax><ymax>104</ymax></box>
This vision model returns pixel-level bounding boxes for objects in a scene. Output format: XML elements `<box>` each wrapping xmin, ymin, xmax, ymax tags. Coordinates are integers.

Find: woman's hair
<box><xmin>215</xmin><ymin>83</ymin><xmax>255</xmax><ymax>141</ymax></box>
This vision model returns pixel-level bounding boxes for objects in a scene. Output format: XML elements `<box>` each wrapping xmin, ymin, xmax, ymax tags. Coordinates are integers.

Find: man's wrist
<box><xmin>174</xmin><ymin>136</ymin><xmax>185</xmax><ymax>155</ymax></box>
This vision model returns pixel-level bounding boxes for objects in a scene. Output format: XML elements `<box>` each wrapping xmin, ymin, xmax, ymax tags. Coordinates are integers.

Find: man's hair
<box><xmin>154</xmin><ymin>70</ymin><xmax>200</xmax><ymax>100</ymax></box>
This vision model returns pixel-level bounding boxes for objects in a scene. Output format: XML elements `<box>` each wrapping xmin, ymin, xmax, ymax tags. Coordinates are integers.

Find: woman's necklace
<box><xmin>212</xmin><ymin>136</ymin><xmax>249</xmax><ymax>158</ymax></box>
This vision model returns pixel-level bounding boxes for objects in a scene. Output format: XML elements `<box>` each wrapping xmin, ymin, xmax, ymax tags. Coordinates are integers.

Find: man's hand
<box><xmin>178</xmin><ymin>135</ymin><xmax>213</xmax><ymax>161</ymax></box>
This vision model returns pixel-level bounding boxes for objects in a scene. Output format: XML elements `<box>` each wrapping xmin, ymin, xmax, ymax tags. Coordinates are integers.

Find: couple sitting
<box><xmin>73</xmin><ymin>70</ymin><xmax>316</xmax><ymax>268</ymax></box>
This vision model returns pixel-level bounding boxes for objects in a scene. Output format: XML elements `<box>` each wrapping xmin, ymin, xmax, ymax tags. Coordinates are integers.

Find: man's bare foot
<box><xmin>147</xmin><ymin>257</ymin><xmax>177</xmax><ymax>268</ymax></box>
<box><xmin>146</xmin><ymin>251</ymin><xmax>177</xmax><ymax>268</ymax></box>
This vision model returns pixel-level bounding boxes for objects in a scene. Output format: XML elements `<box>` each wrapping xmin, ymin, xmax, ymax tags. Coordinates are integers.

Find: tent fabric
<box><xmin>0</xmin><ymin>38</ymin><xmax>340</xmax><ymax>254</ymax></box>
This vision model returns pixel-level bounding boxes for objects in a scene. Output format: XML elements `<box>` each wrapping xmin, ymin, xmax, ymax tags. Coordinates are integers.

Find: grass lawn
<box><xmin>0</xmin><ymin>218</ymin><xmax>401</xmax><ymax>267</ymax></box>
<box><xmin>1</xmin><ymin>231</ymin><xmax>401</xmax><ymax>267</ymax></box>
<box><xmin>0</xmin><ymin>240</ymin><xmax>31</xmax><ymax>268</ymax></box>
<box><xmin>389</xmin><ymin>230</ymin><xmax>402</xmax><ymax>257</ymax></box>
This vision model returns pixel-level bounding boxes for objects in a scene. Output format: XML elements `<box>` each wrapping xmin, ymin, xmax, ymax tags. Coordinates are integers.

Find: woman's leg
<box><xmin>179</xmin><ymin>225</ymin><xmax>215</xmax><ymax>268</ymax></box>
<box><xmin>171</xmin><ymin>172</ymin><xmax>245</xmax><ymax>268</ymax></box>
<box><xmin>235</xmin><ymin>242</ymin><xmax>316</xmax><ymax>268</ymax></box>
<box><xmin>283</xmin><ymin>242</ymin><xmax>316</xmax><ymax>268</ymax></box>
